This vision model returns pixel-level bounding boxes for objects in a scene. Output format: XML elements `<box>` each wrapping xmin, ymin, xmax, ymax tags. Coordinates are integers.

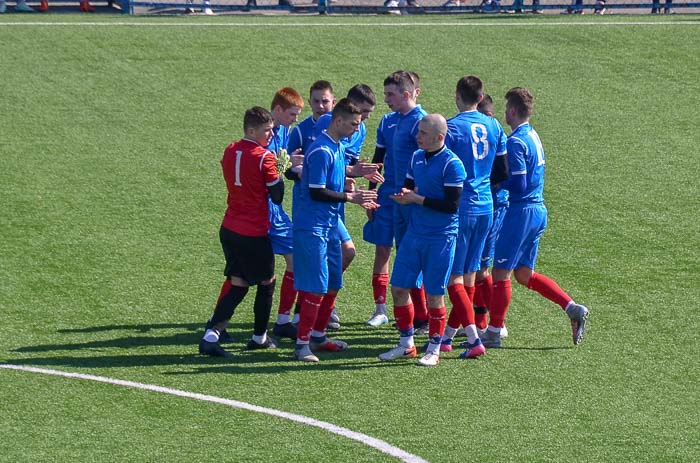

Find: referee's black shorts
<box><xmin>220</xmin><ymin>226</ymin><xmax>275</xmax><ymax>285</ymax></box>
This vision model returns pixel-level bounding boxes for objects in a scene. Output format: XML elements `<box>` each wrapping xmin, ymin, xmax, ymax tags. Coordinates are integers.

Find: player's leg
<box><xmin>309</xmin><ymin>238</ymin><xmax>348</xmax><ymax>353</ymax></box>
<box><xmin>363</xmin><ymin>200</ymin><xmax>394</xmax><ymax>326</ymax></box>
<box><xmin>379</xmin><ymin>235</ymin><xmax>421</xmax><ymax>361</ymax></box>
<box><xmin>514</xmin><ymin>206</ymin><xmax>589</xmax><ymax>345</ymax></box>
<box><xmin>200</xmin><ymin>228</ymin><xmax>253</xmax><ymax>357</ymax></box>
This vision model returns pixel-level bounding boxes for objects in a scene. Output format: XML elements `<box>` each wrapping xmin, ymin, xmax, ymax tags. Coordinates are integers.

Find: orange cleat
<box><xmin>79</xmin><ymin>0</ymin><xmax>95</xmax><ymax>12</ymax></box>
<box><xmin>38</xmin><ymin>0</ymin><xmax>48</xmax><ymax>12</ymax></box>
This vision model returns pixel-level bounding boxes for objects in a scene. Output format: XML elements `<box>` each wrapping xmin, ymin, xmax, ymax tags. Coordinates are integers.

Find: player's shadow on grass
<box><xmin>57</xmin><ymin>323</ymin><xmax>203</xmax><ymax>334</ymax></box>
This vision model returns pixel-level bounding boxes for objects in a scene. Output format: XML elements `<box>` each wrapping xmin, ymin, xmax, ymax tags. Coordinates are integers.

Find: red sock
<box><xmin>277</xmin><ymin>271</ymin><xmax>297</xmax><ymax>315</ymax></box>
<box><xmin>296</xmin><ymin>293</ymin><xmax>323</xmax><ymax>343</ymax></box>
<box><xmin>312</xmin><ymin>293</ymin><xmax>337</xmax><ymax>333</ymax></box>
<box><xmin>465</xmin><ymin>285</ymin><xmax>475</xmax><ymax>303</ymax></box>
<box><xmin>372</xmin><ymin>273</ymin><xmax>389</xmax><ymax>304</ymax></box>
<box><xmin>411</xmin><ymin>286</ymin><xmax>428</xmax><ymax>322</ymax></box>
<box><xmin>489</xmin><ymin>279</ymin><xmax>511</xmax><ymax>328</ymax></box>
<box><xmin>428</xmin><ymin>307</ymin><xmax>447</xmax><ymax>342</ymax></box>
<box><xmin>527</xmin><ymin>272</ymin><xmax>572</xmax><ymax>310</ymax></box>
<box><xmin>473</xmin><ymin>276</ymin><xmax>492</xmax><ymax>329</ymax></box>
<box><xmin>393</xmin><ymin>303</ymin><xmax>414</xmax><ymax>331</ymax></box>
<box><xmin>216</xmin><ymin>279</ymin><xmax>233</xmax><ymax>305</ymax></box>
<box><xmin>446</xmin><ymin>307</ymin><xmax>461</xmax><ymax>330</ymax></box>
<box><xmin>447</xmin><ymin>284</ymin><xmax>475</xmax><ymax>328</ymax></box>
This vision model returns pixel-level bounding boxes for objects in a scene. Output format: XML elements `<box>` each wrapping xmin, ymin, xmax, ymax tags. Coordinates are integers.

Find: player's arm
<box><xmin>262</xmin><ymin>151</ymin><xmax>284</xmax><ymax>204</ymax></box>
<box><xmin>498</xmin><ymin>139</ymin><xmax>526</xmax><ymax>193</ymax></box>
<box><xmin>490</xmin><ymin>153</ymin><xmax>509</xmax><ymax>186</ymax></box>
<box><xmin>393</xmin><ymin>182</ymin><xmax>462</xmax><ymax>213</ymax></box>
<box><xmin>268</xmin><ymin>180</ymin><xmax>285</xmax><ymax>204</ymax></box>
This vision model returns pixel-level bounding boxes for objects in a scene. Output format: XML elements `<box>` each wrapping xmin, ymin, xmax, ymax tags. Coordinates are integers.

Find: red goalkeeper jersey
<box><xmin>221</xmin><ymin>138</ymin><xmax>280</xmax><ymax>237</ymax></box>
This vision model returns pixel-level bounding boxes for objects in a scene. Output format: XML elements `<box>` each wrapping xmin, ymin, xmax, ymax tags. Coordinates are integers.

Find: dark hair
<box><xmin>244</xmin><ymin>106</ymin><xmax>274</xmax><ymax>132</ymax></box>
<box><xmin>383</xmin><ymin>71</ymin><xmax>416</xmax><ymax>94</ymax></box>
<box><xmin>406</xmin><ymin>71</ymin><xmax>420</xmax><ymax>90</ymax></box>
<box><xmin>310</xmin><ymin>80</ymin><xmax>333</xmax><ymax>96</ymax></box>
<box><xmin>331</xmin><ymin>98</ymin><xmax>361</xmax><ymax>121</ymax></box>
<box><xmin>271</xmin><ymin>87</ymin><xmax>304</xmax><ymax>110</ymax></box>
<box><xmin>347</xmin><ymin>83</ymin><xmax>376</xmax><ymax>106</ymax></box>
<box><xmin>456</xmin><ymin>75</ymin><xmax>483</xmax><ymax>106</ymax></box>
<box><xmin>505</xmin><ymin>87</ymin><xmax>534</xmax><ymax>118</ymax></box>
<box><xmin>477</xmin><ymin>93</ymin><xmax>494</xmax><ymax>115</ymax></box>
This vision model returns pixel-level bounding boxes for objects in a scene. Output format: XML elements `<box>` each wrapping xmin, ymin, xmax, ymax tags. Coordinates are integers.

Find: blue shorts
<box><xmin>391</xmin><ymin>232</ymin><xmax>455</xmax><ymax>296</ymax></box>
<box><xmin>293</xmin><ymin>228</ymin><xmax>343</xmax><ymax>294</ymax></box>
<box><xmin>363</xmin><ymin>191</ymin><xmax>394</xmax><ymax>247</ymax></box>
<box><xmin>393</xmin><ymin>203</ymin><xmax>413</xmax><ymax>248</ymax></box>
<box><xmin>269</xmin><ymin>202</ymin><xmax>293</xmax><ymax>255</ymax></box>
<box><xmin>493</xmin><ymin>203</ymin><xmax>547</xmax><ymax>271</ymax></box>
<box><xmin>452</xmin><ymin>213</ymin><xmax>493</xmax><ymax>275</ymax></box>
<box><xmin>480</xmin><ymin>203</ymin><xmax>508</xmax><ymax>269</ymax></box>
<box><xmin>337</xmin><ymin>218</ymin><xmax>351</xmax><ymax>244</ymax></box>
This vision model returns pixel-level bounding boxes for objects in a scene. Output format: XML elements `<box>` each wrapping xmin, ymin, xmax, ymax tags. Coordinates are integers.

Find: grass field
<box><xmin>1</xmin><ymin>14</ymin><xmax>699</xmax><ymax>463</ymax></box>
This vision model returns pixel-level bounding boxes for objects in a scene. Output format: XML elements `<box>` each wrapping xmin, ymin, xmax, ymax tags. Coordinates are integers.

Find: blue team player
<box><xmin>311</xmin><ymin>84</ymin><xmax>379</xmax><ymax>329</ymax></box>
<box><xmin>485</xmin><ymin>87</ymin><xmax>589</xmax><ymax>348</ymax></box>
<box><xmin>272</xmin><ymin>81</ymin><xmax>336</xmax><ymax>337</ymax></box>
<box><xmin>378</xmin><ymin>114</ymin><xmax>466</xmax><ymax>367</ymax></box>
<box><xmin>266</xmin><ymin>87</ymin><xmax>304</xmax><ymax>340</ymax></box>
<box><xmin>376</xmin><ymin>71</ymin><xmax>431</xmax><ymax>330</ymax></box>
<box><xmin>292</xmin><ymin>99</ymin><xmax>379</xmax><ymax>362</ymax></box>
<box><xmin>438</xmin><ymin>76</ymin><xmax>509</xmax><ymax>360</ymax></box>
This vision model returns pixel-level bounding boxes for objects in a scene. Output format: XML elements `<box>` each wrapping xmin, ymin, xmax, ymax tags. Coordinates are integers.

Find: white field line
<box><xmin>0</xmin><ymin>363</ymin><xmax>429</xmax><ymax>463</ymax></box>
<box><xmin>0</xmin><ymin>21</ymin><xmax>699</xmax><ymax>26</ymax></box>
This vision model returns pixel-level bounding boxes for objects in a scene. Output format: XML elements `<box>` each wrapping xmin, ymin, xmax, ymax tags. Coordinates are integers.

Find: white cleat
<box><xmin>417</xmin><ymin>352</ymin><xmax>440</xmax><ymax>366</ymax></box>
<box><xmin>378</xmin><ymin>344</ymin><xmax>417</xmax><ymax>361</ymax></box>
<box><xmin>366</xmin><ymin>312</ymin><xmax>389</xmax><ymax>327</ymax></box>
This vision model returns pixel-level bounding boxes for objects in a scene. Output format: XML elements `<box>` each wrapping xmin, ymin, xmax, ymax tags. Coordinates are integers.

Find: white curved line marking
<box><xmin>0</xmin><ymin>364</ymin><xmax>429</xmax><ymax>463</ymax></box>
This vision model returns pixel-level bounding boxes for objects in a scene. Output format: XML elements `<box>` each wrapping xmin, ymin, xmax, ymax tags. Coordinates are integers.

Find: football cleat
<box><xmin>479</xmin><ymin>328</ymin><xmax>502</xmax><ymax>348</ymax></box>
<box><xmin>311</xmin><ymin>338</ymin><xmax>348</xmax><ymax>352</ymax></box>
<box><xmin>272</xmin><ymin>322</ymin><xmax>297</xmax><ymax>340</ymax></box>
<box><xmin>566</xmin><ymin>303</ymin><xmax>589</xmax><ymax>345</ymax></box>
<box><xmin>459</xmin><ymin>340</ymin><xmax>486</xmax><ymax>359</ymax></box>
<box><xmin>199</xmin><ymin>339</ymin><xmax>232</xmax><ymax>358</ymax></box>
<box><xmin>417</xmin><ymin>352</ymin><xmax>440</xmax><ymax>366</ymax></box>
<box><xmin>414</xmin><ymin>319</ymin><xmax>429</xmax><ymax>335</ymax></box>
<box><xmin>294</xmin><ymin>345</ymin><xmax>319</xmax><ymax>362</ymax></box>
<box><xmin>245</xmin><ymin>337</ymin><xmax>277</xmax><ymax>350</ymax></box>
<box><xmin>16</xmin><ymin>2</ymin><xmax>36</xmax><ymax>12</ymax></box>
<box><xmin>366</xmin><ymin>312</ymin><xmax>389</xmax><ymax>327</ymax></box>
<box><xmin>378</xmin><ymin>344</ymin><xmax>417</xmax><ymax>361</ymax></box>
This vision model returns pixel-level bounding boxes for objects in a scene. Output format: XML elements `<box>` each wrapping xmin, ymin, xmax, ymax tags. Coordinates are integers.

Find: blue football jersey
<box><xmin>294</xmin><ymin>132</ymin><xmax>347</xmax><ymax>231</ymax></box>
<box><xmin>266</xmin><ymin>124</ymin><xmax>293</xmax><ymax>232</ymax></box>
<box><xmin>506</xmin><ymin>122</ymin><xmax>546</xmax><ymax>204</ymax></box>
<box><xmin>445</xmin><ymin>110</ymin><xmax>507</xmax><ymax>216</ymax></box>
<box><xmin>405</xmin><ymin>146</ymin><xmax>466</xmax><ymax>238</ymax></box>
<box><xmin>391</xmin><ymin>105</ymin><xmax>427</xmax><ymax>188</ymax></box>
<box><xmin>313</xmin><ymin>113</ymin><xmax>367</xmax><ymax>165</ymax></box>
<box><xmin>288</xmin><ymin>115</ymin><xmax>319</xmax><ymax>155</ymax></box>
<box><xmin>267</xmin><ymin>124</ymin><xmax>289</xmax><ymax>157</ymax></box>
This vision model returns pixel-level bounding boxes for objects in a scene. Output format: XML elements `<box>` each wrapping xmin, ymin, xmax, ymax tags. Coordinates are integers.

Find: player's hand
<box><xmin>290</xmin><ymin>153</ymin><xmax>304</xmax><ymax>167</ymax></box>
<box><xmin>349</xmin><ymin>161</ymin><xmax>381</xmax><ymax>179</ymax></box>
<box><xmin>347</xmin><ymin>189</ymin><xmax>378</xmax><ymax>206</ymax></box>
<box><xmin>345</xmin><ymin>178</ymin><xmax>357</xmax><ymax>192</ymax></box>
<box><xmin>389</xmin><ymin>188</ymin><xmax>419</xmax><ymax>205</ymax></box>
<box><xmin>360</xmin><ymin>200</ymin><xmax>380</xmax><ymax>211</ymax></box>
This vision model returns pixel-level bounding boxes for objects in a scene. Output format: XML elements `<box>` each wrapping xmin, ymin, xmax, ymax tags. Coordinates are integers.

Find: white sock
<box><xmin>203</xmin><ymin>329</ymin><xmax>219</xmax><ymax>343</ymax></box>
<box><xmin>291</xmin><ymin>313</ymin><xmax>300</xmax><ymax>324</ymax></box>
<box><xmin>276</xmin><ymin>314</ymin><xmax>290</xmax><ymax>324</ymax></box>
<box><xmin>252</xmin><ymin>332</ymin><xmax>267</xmax><ymax>344</ymax></box>
<box><xmin>486</xmin><ymin>325</ymin><xmax>501</xmax><ymax>335</ymax></box>
<box><xmin>399</xmin><ymin>335</ymin><xmax>414</xmax><ymax>348</ymax></box>
<box><xmin>375</xmin><ymin>303</ymin><xmax>387</xmax><ymax>315</ymax></box>
<box><xmin>442</xmin><ymin>325</ymin><xmax>458</xmax><ymax>342</ymax></box>
<box><xmin>465</xmin><ymin>324</ymin><xmax>479</xmax><ymax>344</ymax></box>
<box><xmin>426</xmin><ymin>342</ymin><xmax>440</xmax><ymax>355</ymax></box>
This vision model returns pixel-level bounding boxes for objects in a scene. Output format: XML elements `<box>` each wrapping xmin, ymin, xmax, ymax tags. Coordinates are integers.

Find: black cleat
<box><xmin>246</xmin><ymin>338</ymin><xmax>277</xmax><ymax>350</ymax></box>
<box><xmin>199</xmin><ymin>339</ymin><xmax>232</xmax><ymax>358</ymax></box>
<box><xmin>272</xmin><ymin>322</ymin><xmax>297</xmax><ymax>340</ymax></box>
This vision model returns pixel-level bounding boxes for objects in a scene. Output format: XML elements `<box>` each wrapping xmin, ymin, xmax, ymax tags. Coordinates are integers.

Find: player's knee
<box><xmin>513</xmin><ymin>267</ymin><xmax>532</xmax><ymax>286</ymax></box>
